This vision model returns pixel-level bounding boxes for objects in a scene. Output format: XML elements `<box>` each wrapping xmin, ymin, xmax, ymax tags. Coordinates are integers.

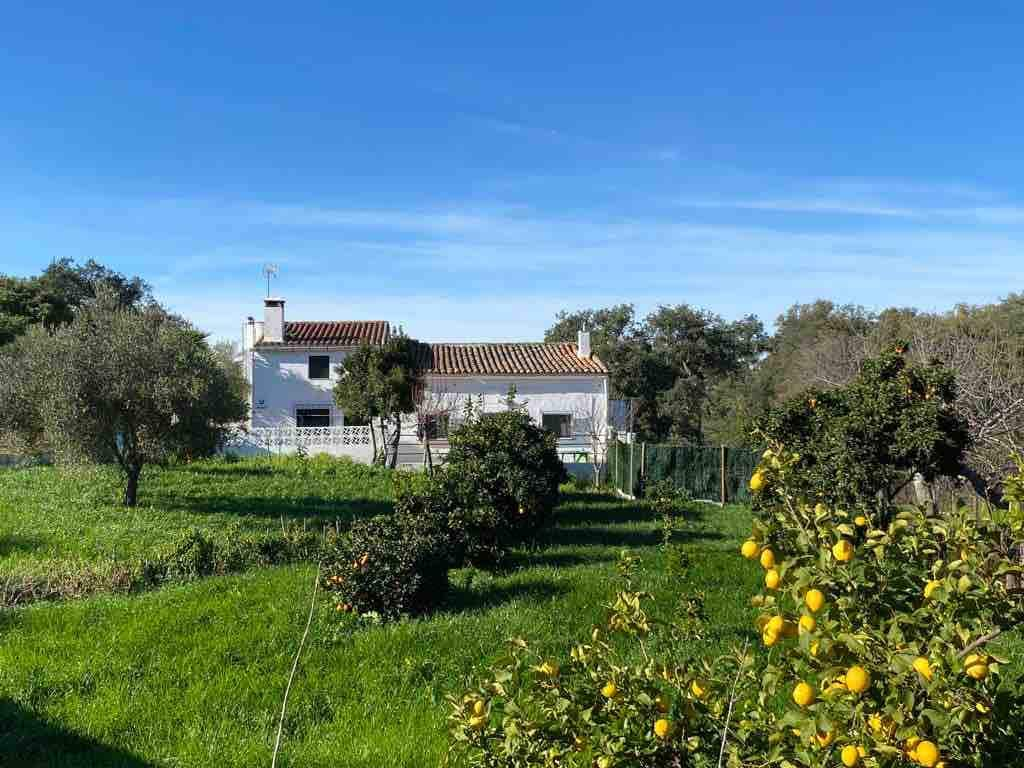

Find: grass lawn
<box><xmin>0</xmin><ymin>461</ymin><xmax>760</xmax><ymax>768</ymax></box>
<box><xmin>0</xmin><ymin>457</ymin><xmax>394</xmax><ymax>586</ymax></box>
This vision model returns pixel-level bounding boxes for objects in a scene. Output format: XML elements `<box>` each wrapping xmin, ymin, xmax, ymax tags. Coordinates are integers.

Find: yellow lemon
<box><xmin>868</xmin><ymin>713</ymin><xmax>883</xmax><ymax>733</ymax></box>
<box><xmin>765</xmin><ymin>569</ymin><xmax>781</xmax><ymax>590</ymax></box>
<box><xmin>854</xmin><ymin>515</ymin><xmax>868</xmax><ymax>527</ymax></box>
<box><xmin>924</xmin><ymin>580</ymin><xmax>942</xmax><ymax>599</ymax></box>
<box><xmin>810</xmin><ymin>640</ymin><xmax>820</xmax><ymax>657</ymax></box>
<box><xmin>792</xmin><ymin>681</ymin><xmax>815</xmax><ymax>707</ymax></box>
<box><xmin>913</xmin><ymin>657</ymin><xmax>933</xmax><ymax>681</ymax></box>
<box><xmin>832</xmin><ymin>539</ymin><xmax>855</xmax><ymax>563</ymax></box>
<box><xmin>845</xmin><ymin>665</ymin><xmax>870</xmax><ymax>694</ymax></box>
<box><xmin>601</xmin><ymin>681</ymin><xmax>617</xmax><ymax>699</ymax></box>
<box><xmin>469</xmin><ymin>714</ymin><xmax>487</xmax><ymax>730</ymax></box>
<box><xmin>653</xmin><ymin>718</ymin><xmax>673</xmax><ymax>739</ymax></box>
<box><xmin>690</xmin><ymin>679</ymin><xmax>707</xmax><ymax>699</ymax></box>
<box><xmin>760</xmin><ymin>548</ymin><xmax>776</xmax><ymax>570</ymax></box>
<box><xmin>804</xmin><ymin>588</ymin><xmax>825</xmax><ymax>613</ymax></box>
<box><xmin>539</xmin><ymin>660</ymin><xmax>560</xmax><ymax>677</ymax></box>
<box><xmin>741</xmin><ymin>539</ymin><xmax>760</xmax><ymax>559</ymax></box>
<box><xmin>799</xmin><ymin>614</ymin><xmax>816</xmax><ymax>634</ymax></box>
<box><xmin>749</xmin><ymin>470</ymin><xmax>766</xmax><ymax>493</ymax></box>
<box><xmin>762</xmin><ymin>627</ymin><xmax>780</xmax><ymax>647</ymax></box>
<box><xmin>916</xmin><ymin>741</ymin><xmax>939</xmax><ymax>767</ymax></box>
<box><xmin>767</xmin><ymin>615</ymin><xmax>785</xmax><ymax>633</ymax></box>
<box><xmin>964</xmin><ymin>654</ymin><xmax>989</xmax><ymax>681</ymax></box>
<box><xmin>472</xmin><ymin>699</ymin><xmax>486</xmax><ymax>716</ymax></box>
<box><xmin>841</xmin><ymin>745</ymin><xmax>861</xmax><ymax>766</ymax></box>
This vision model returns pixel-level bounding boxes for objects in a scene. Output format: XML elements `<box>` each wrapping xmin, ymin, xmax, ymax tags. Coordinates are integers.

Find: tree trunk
<box><xmin>387</xmin><ymin>416</ymin><xmax>401</xmax><ymax>469</ymax></box>
<box><xmin>912</xmin><ymin>473</ymin><xmax>939</xmax><ymax>517</ymax></box>
<box><xmin>123</xmin><ymin>466</ymin><xmax>141</xmax><ymax>507</ymax></box>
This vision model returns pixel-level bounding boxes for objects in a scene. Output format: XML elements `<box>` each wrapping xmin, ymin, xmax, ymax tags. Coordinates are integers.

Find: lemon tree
<box><xmin>739</xmin><ymin>439</ymin><xmax>1024</xmax><ymax>767</ymax></box>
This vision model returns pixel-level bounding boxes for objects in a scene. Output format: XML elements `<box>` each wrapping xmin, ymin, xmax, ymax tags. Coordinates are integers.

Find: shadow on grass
<box><xmin>444</xmin><ymin>578</ymin><xmax>570</xmax><ymax>614</ymax></box>
<box><xmin>0</xmin><ymin>534</ymin><xmax>44</xmax><ymax>557</ymax></box>
<box><xmin>143</xmin><ymin>493</ymin><xmax>393</xmax><ymax>524</ymax></box>
<box><xmin>507</xmin><ymin>549</ymin><xmax>618</xmax><ymax>569</ymax></box>
<box><xmin>0</xmin><ymin>699</ymin><xmax>155</xmax><ymax>767</ymax></box>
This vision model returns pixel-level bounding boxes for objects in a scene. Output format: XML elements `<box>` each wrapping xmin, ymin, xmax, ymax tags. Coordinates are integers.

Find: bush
<box><xmin>444</xmin><ymin>409</ymin><xmax>567</xmax><ymax>539</ymax></box>
<box><xmin>393</xmin><ymin>469</ymin><xmax>506</xmax><ymax>568</ymax></box>
<box><xmin>756</xmin><ymin>344</ymin><xmax>969</xmax><ymax>521</ymax></box>
<box><xmin>142</xmin><ymin>524</ymin><xmax>325</xmax><ymax>583</ymax></box>
<box><xmin>322</xmin><ymin>511</ymin><xmax>451</xmax><ymax>620</ymax></box>
<box><xmin>447</xmin><ymin>553</ymin><xmax>732</xmax><ymax>767</ymax></box>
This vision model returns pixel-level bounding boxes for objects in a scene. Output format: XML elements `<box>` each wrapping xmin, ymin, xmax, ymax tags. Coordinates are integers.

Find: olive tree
<box><xmin>0</xmin><ymin>291</ymin><xmax>247</xmax><ymax>505</ymax></box>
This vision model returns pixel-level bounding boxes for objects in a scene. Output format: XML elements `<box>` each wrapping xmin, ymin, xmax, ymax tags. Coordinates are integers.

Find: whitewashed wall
<box><xmin>425</xmin><ymin>375</ymin><xmax>609</xmax><ymax>438</ymax></box>
<box><xmin>248</xmin><ymin>349</ymin><xmax>350</xmax><ymax>428</ymax></box>
<box><xmin>246</xmin><ymin>349</ymin><xmax>610</xmax><ymax>444</ymax></box>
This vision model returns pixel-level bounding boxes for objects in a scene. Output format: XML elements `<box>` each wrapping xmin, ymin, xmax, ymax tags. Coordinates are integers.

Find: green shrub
<box><xmin>141</xmin><ymin>525</ymin><xmax>326</xmax><ymax>584</ymax></box>
<box><xmin>322</xmin><ymin>511</ymin><xmax>451</xmax><ymax>620</ymax></box>
<box><xmin>444</xmin><ymin>409</ymin><xmax>567</xmax><ymax>541</ymax></box>
<box><xmin>393</xmin><ymin>470</ymin><xmax>505</xmax><ymax>568</ymax></box>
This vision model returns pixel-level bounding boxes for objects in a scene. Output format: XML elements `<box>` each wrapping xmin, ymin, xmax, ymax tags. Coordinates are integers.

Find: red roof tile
<box><xmin>420</xmin><ymin>342</ymin><xmax>607</xmax><ymax>376</ymax></box>
<box><xmin>258</xmin><ymin>321</ymin><xmax>390</xmax><ymax>346</ymax></box>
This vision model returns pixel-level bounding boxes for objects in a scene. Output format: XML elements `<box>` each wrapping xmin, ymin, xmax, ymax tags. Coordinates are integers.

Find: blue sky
<box><xmin>2</xmin><ymin>2</ymin><xmax>1023</xmax><ymax>342</ymax></box>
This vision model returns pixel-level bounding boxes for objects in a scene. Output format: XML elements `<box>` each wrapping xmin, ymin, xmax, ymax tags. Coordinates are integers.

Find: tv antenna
<box><xmin>262</xmin><ymin>263</ymin><xmax>279</xmax><ymax>297</ymax></box>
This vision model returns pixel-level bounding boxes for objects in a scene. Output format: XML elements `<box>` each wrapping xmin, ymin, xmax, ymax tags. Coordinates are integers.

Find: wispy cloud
<box><xmin>5</xmin><ymin>175</ymin><xmax>1024</xmax><ymax>343</ymax></box>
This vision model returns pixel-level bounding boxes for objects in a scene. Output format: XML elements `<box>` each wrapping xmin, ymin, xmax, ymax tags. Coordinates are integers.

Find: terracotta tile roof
<box><xmin>259</xmin><ymin>321</ymin><xmax>390</xmax><ymax>346</ymax></box>
<box><xmin>420</xmin><ymin>342</ymin><xmax>608</xmax><ymax>376</ymax></box>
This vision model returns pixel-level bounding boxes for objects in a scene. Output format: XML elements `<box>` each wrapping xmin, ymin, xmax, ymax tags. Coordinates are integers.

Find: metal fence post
<box><xmin>720</xmin><ymin>444</ymin><xmax>727</xmax><ymax>505</ymax></box>
<box><xmin>629</xmin><ymin>441</ymin><xmax>635</xmax><ymax>498</ymax></box>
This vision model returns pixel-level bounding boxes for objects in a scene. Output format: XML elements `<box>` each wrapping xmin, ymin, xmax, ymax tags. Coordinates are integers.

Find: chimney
<box><xmin>264</xmin><ymin>297</ymin><xmax>285</xmax><ymax>343</ymax></box>
<box><xmin>577</xmin><ymin>326</ymin><xmax>592</xmax><ymax>358</ymax></box>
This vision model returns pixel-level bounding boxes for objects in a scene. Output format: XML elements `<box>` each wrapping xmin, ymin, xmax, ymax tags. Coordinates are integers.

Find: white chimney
<box><xmin>577</xmin><ymin>327</ymin><xmax>592</xmax><ymax>358</ymax></box>
<box><xmin>264</xmin><ymin>297</ymin><xmax>285</xmax><ymax>343</ymax></box>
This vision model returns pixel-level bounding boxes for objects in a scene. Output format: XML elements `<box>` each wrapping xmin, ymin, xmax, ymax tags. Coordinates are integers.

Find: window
<box><xmin>308</xmin><ymin>355</ymin><xmax>330</xmax><ymax>380</ymax></box>
<box><xmin>296</xmin><ymin>408</ymin><xmax>331</xmax><ymax>427</ymax></box>
<box><xmin>419</xmin><ymin>414</ymin><xmax>451</xmax><ymax>441</ymax></box>
<box><xmin>542</xmin><ymin>413</ymin><xmax>573</xmax><ymax>439</ymax></box>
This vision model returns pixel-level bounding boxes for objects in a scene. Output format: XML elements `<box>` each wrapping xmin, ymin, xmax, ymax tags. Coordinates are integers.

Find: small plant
<box><xmin>645</xmin><ymin>478</ymin><xmax>692</xmax><ymax>549</ymax></box>
<box><xmin>447</xmin><ymin>552</ymin><xmax>738</xmax><ymax>768</ymax></box>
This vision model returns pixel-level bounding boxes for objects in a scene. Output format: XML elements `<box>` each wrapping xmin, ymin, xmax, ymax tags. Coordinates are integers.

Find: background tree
<box><xmin>0</xmin><ymin>289</ymin><xmax>247</xmax><ymax>505</ymax></box>
<box><xmin>0</xmin><ymin>258</ymin><xmax>151</xmax><ymax>347</ymax></box>
<box><xmin>545</xmin><ymin>303</ymin><xmax>765</xmax><ymax>443</ymax></box>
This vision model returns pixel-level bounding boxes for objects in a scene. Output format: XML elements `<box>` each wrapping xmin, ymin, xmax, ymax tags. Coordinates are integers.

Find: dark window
<box><xmin>542</xmin><ymin>413</ymin><xmax>573</xmax><ymax>438</ymax></box>
<box><xmin>296</xmin><ymin>408</ymin><xmax>331</xmax><ymax>427</ymax></box>
<box><xmin>419</xmin><ymin>414</ymin><xmax>451</xmax><ymax>441</ymax></box>
<box><xmin>308</xmin><ymin>355</ymin><xmax>330</xmax><ymax>380</ymax></box>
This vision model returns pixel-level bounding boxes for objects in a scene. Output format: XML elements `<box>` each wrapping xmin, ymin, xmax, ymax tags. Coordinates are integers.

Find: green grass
<box><xmin>0</xmin><ymin>456</ymin><xmax>394</xmax><ymax>583</ymax></box>
<box><xmin>0</xmin><ymin>477</ymin><xmax>759</xmax><ymax>767</ymax></box>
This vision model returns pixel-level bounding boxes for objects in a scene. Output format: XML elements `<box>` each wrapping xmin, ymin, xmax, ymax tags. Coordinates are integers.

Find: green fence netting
<box><xmin>606</xmin><ymin>442</ymin><xmax>760</xmax><ymax>503</ymax></box>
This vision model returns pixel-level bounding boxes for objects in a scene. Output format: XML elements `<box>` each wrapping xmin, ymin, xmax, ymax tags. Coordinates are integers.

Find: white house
<box><xmin>234</xmin><ymin>297</ymin><xmax>610</xmax><ymax>469</ymax></box>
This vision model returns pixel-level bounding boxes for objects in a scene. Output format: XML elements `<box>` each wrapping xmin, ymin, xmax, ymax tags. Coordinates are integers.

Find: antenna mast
<box><xmin>262</xmin><ymin>263</ymin><xmax>279</xmax><ymax>297</ymax></box>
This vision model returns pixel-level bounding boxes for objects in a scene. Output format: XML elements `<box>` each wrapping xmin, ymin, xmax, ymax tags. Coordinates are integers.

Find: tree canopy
<box><xmin>0</xmin><ymin>289</ymin><xmax>246</xmax><ymax>505</ymax></box>
<box><xmin>0</xmin><ymin>258</ymin><xmax>151</xmax><ymax>346</ymax></box>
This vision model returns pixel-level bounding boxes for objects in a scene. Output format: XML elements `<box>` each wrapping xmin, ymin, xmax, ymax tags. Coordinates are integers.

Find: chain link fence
<box><xmin>607</xmin><ymin>441</ymin><xmax>760</xmax><ymax>504</ymax></box>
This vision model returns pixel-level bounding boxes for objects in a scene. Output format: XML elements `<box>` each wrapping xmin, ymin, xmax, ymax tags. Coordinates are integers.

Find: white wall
<box><xmin>425</xmin><ymin>374</ymin><xmax>609</xmax><ymax>439</ymax></box>
<box><xmin>247</xmin><ymin>351</ymin><xmax>610</xmax><ymax>441</ymax></box>
<box><xmin>249</xmin><ymin>349</ymin><xmax>350</xmax><ymax>427</ymax></box>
